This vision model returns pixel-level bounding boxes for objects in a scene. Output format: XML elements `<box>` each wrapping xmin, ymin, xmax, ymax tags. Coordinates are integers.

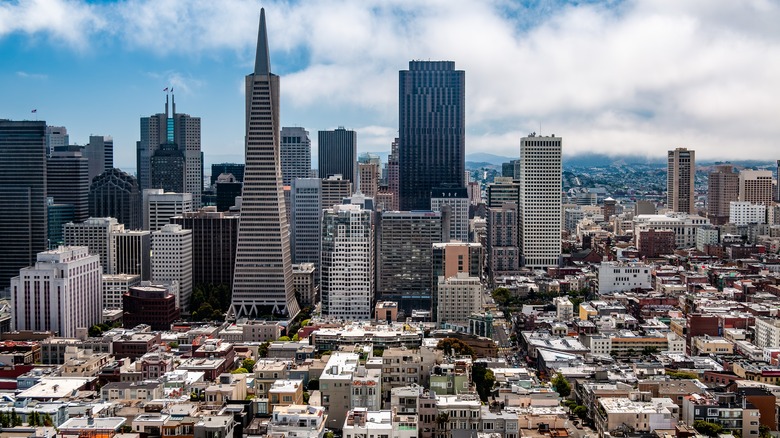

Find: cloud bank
<box><xmin>2</xmin><ymin>0</ymin><xmax>780</xmax><ymax>160</ymax></box>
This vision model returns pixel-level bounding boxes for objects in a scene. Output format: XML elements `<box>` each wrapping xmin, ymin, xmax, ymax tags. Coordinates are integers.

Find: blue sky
<box><xmin>2</xmin><ymin>0</ymin><xmax>780</xmax><ymax>173</ymax></box>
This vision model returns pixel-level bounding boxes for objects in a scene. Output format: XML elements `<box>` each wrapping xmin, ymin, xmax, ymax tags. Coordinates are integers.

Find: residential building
<box><xmin>292</xmin><ymin>263</ymin><xmax>316</xmax><ymax>308</ymax></box>
<box><xmin>519</xmin><ymin>135</ymin><xmax>562</xmax><ymax>268</ymax></box>
<box><xmin>755</xmin><ymin>318</ymin><xmax>780</xmax><ymax>349</ymax></box>
<box><xmin>267</xmin><ymin>404</ymin><xmax>328</xmax><ymax>438</ymax></box>
<box><xmin>378</xmin><ymin>211</ymin><xmax>444</xmax><ymax>314</ymax></box>
<box><xmin>89</xmin><ymin>168</ymin><xmax>142</xmax><ymax>230</ymax></box>
<box><xmin>708</xmin><ymin>164</ymin><xmax>739</xmax><ymax>225</ymax></box>
<box><xmin>432</xmin><ymin>241</ymin><xmax>483</xmax><ymax>314</ymax></box>
<box><xmin>399</xmin><ymin>61</ymin><xmax>465</xmax><ymax>211</ymax></box>
<box><xmin>319</xmin><ymin>353</ymin><xmax>382</xmax><ymax>430</ymax></box>
<box><xmin>487</xmin><ymin>202</ymin><xmax>520</xmax><ymax>281</ymax></box>
<box><xmin>729</xmin><ymin>201</ymin><xmax>766</xmax><ymax>225</ymax></box>
<box><xmin>268</xmin><ymin>379</ymin><xmax>305</xmax><ymax>412</ymax></box>
<box><xmin>0</xmin><ymin>120</ymin><xmax>47</xmax><ymax>289</ymax></box>
<box><xmin>437</xmin><ymin>273</ymin><xmax>483</xmax><ymax>329</ymax></box>
<box><xmin>554</xmin><ymin>296</ymin><xmax>573</xmax><ymax>322</ymax></box>
<box><xmin>634</xmin><ymin>213</ymin><xmax>711</xmax><ymax>248</ymax></box>
<box><xmin>280</xmin><ymin>127</ymin><xmax>311</xmax><ymax>185</ymax></box>
<box><xmin>318</xmin><ymin>127</ymin><xmax>357</xmax><ymax>185</ymax></box>
<box><xmin>597</xmin><ymin>262</ymin><xmax>652</xmax><ymax>294</ymax></box>
<box><xmin>231</xmin><ymin>9</ymin><xmax>299</xmax><ymax>318</ymax></box>
<box><xmin>430</xmin><ymin>186</ymin><xmax>469</xmax><ymax>242</ymax></box>
<box><xmin>597</xmin><ymin>395</ymin><xmax>678</xmax><ymax>437</ymax></box>
<box><xmin>151</xmin><ymin>224</ymin><xmax>192</xmax><ymax>311</ymax></box>
<box><xmin>682</xmin><ymin>393</ymin><xmax>760</xmax><ymax>438</ymax></box>
<box><xmin>10</xmin><ymin>246</ymin><xmax>102</xmax><ymax>337</ymax></box>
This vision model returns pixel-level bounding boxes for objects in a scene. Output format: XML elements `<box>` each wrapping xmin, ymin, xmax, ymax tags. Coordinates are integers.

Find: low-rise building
<box><xmin>267</xmin><ymin>404</ymin><xmax>328</xmax><ymax>438</ymax></box>
<box><xmin>269</xmin><ymin>379</ymin><xmax>304</xmax><ymax>411</ymax></box>
<box><xmin>596</xmin><ymin>394</ymin><xmax>678</xmax><ymax>437</ymax></box>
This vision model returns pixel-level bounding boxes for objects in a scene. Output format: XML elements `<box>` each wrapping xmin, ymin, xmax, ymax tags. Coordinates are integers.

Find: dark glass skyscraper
<box><xmin>398</xmin><ymin>61</ymin><xmax>465</xmax><ymax>211</ymax></box>
<box><xmin>89</xmin><ymin>168</ymin><xmax>142</xmax><ymax>229</ymax></box>
<box><xmin>0</xmin><ymin>120</ymin><xmax>47</xmax><ymax>289</ymax></box>
<box><xmin>318</xmin><ymin>127</ymin><xmax>357</xmax><ymax>185</ymax></box>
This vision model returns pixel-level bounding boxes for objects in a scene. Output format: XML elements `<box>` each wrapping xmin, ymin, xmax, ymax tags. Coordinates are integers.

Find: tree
<box><xmin>292</xmin><ymin>334</ymin><xmax>300</xmax><ymax>342</ymax></box>
<box><xmin>472</xmin><ymin>364</ymin><xmax>496</xmax><ymax>402</ymax></box>
<box><xmin>307</xmin><ymin>379</ymin><xmax>319</xmax><ymax>391</ymax></box>
<box><xmin>303</xmin><ymin>391</ymin><xmax>310</xmax><ymax>403</ymax></box>
<box><xmin>372</xmin><ymin>348</ymin><xmax>384</xmax><ymax>357</ymax></box>
<box><xmin>491</xmin><ymin>288</ymin><xmax>512</xmax><ymax>306</ymax></box>
<box><xmin>693</xmin><ymin>420</ymin><xmax>723</xmax><ymax>437</ymax></box>
<box><xmin>324</xmin><ymin>432</ymin><xmax>334</xmax><ymax>438</ymax></box>
<box><xmin>169</xmin><ymin>341</ymin><xmax>179</xmax><ymax>349</ymax></box>
<box><xmin>258</xmin><ymin>342</ymin><xmax>270</xmax><ymax>358</ymax></box>
<box><xmin>436</xmin><ymin>338</ymin><xmax>476</xmax><ymax>359</ymax></box>
<box><xmin>10</xmin><ymin>409</ymin><xmax>21</xmax><ymax>427</ymax></box>
<box><xmin>760</xmin><ymin>424</ymin><xmax>771</xmax><ymax>438</ymax></box>
<box><xmin>572</xmin><ymin>405</ymin><xmax>587</xmax><ymax>419</ymax></box>
<box><xmin>242</xmin><ymin>359</ymin><xmax>256</xmax><ymax>371</ymax></box>
<box><xmin>278</xmin><ymin>336</ymin><xmax>291</xmax><ymax>342</ymax></box>
<box><xmin>232</xmin><ymin>367</ymin><xmax>248</xmax><ymax>374</ymax></box>
<box><xmin>642</xmin><ymin>346</ymin><xmax>659</xmax><ymax>356</ymax></box>
<box><xmin>551</xmin><ymin>372</ymin><xmax>571</xmax><ymax>398</ymax></box>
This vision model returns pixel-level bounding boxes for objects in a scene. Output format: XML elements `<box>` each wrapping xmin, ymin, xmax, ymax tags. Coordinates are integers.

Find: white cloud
<box><xmin>3</xmin><ymin>0</ymin><xmax>780</xmax><ymax>160</ymax></box>
<box><xmin>16</xmin><ymin>71</ymin><xmax>48</xmax><ymax>80</ymax></box>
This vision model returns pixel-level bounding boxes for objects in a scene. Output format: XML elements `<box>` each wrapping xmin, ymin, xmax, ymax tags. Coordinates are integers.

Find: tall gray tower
<box><xmin>231</xmin><ymin>9</ymin><xmax>299</xmax><ymax>319</ymax></box>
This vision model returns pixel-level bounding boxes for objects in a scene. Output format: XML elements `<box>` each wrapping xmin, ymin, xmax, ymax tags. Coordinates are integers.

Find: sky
<box><xmin>1</xmin><ymin>0</ymin><xmax>780</xmax><ymax>173</ymax></box>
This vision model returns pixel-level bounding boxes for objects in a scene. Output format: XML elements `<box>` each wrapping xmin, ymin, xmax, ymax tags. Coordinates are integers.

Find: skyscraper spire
<box><xmin>254</xmin><ymin>8</ymin><xmax>271</xmax><ymax>76</ymax></box>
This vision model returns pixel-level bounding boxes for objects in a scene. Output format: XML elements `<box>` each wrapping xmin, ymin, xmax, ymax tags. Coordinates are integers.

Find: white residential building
<box><xmin>437</xmin><ymin>273</ymin><xmax>483</xmax><ymax>329</ymax></box>
<box><xmin>63</xmin><ymin>217</ymin><xmax>124</xmax><ymax>274</ymax></box>
<box><xmin>11</xmin><ymin>246</ymin><xmax>102</xmax><ymax>337</ymax></box>
<box><xmin>597</xmin><ymin>262</ymin><xmax>652</xmax><ymax>294</ymax></box>
<box><xmin>554</xmin><ymin>296</ymin><xmax>573</xmax><ymax>322</ymax></box>
<box><xmin>729</xmin><ymin>201</ymin><xmax>766</xmax><ymax>226</ymax></box>
<box><xmin>319</xmin><ymin>353</ymin><xmax>382</xmax><ymax>430</ymax></box>
<box><xmin>519</xmin><ymin>135</ymin><xmax>562</xmax><ymax>268</ymax></box>
<box><xmin>343</xmin><ymin>409</ymin><xmax>417</xmax><ymax>438</ymax></box>
<box><xmin>102</xmin><ymin>274</ymin><xmax>141</xmax><ymax>309</ymax></box>
<box><xmin>151</xmin><ymin>224</ymin><xmax>192</xmax><ymax>311</ymax></box>
<box><xmin>431</xmin><ymin>187</ymin><xmax>470</xmax><ymax>242</ymax></box>
<box><xmin>143</xmin><ymin>189</ymin><xmax>193</xmax><ymax>232</ymax></box>
<box><xmin>268</xmin><ymin>404</ymin><xmax>327</xmax><ymax>438</ymax></box>
<box><xmin>633</xmin><ymin>213</ymin><xmax>711</xmax><ymax>248</ymax></box>
<box><xmin>755</xmin><ymin>318</ymin><xmax>780</xmax><ymax>349</ymax></box>
<box><xmin>321</xmin><ymin>203</ymin><xmax>374</xmax><ymax>320</ymax></box>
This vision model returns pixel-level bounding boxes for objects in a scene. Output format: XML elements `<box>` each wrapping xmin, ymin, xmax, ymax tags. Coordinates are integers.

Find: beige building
<box><xmin>380</xmin><ymin>346</ymin><xmax>442</xmax><ymax>400</ymax></box>
<box><xmin>320</xmin><ymin>352</ymin><xmax>382</xmax><ymax>431</ymax></box>
<box><xmin>596</xmin><ymin>394</ymin><xmax>678</xmax><ymax>436</ymax></box>
<box><xmin>268</xmin><ymin>379</ymin><xmax>304</xmax><ymax>412</ymax></box>
<box><xmin>292</xmin><ymin>263</ymin><xmax>317</xmax><ymax>308</ymax></box>
<box><xmin>739</xmin><ymin>169</ymin><xmax>773</xmax><ymax>205</ymax></box>
<box><xmin>755</xmin><ymin>317</ymin><xmax>780</xmax><ymax>349</ymax></box>
<box><xmin>708</xmin><ymin>164</ymin><xmax>739</xmax><ymax>225</ymax></box>
<box><xmin>667</xmin><ymin>147</ymin><xmax>695</xmax><ymax>214</ymax></box>
<box><xmin>437</xmin><ymin>273</ymin><xmax>483</xmax><ymax>329</ymax></box>
<box><xmin>692</xmin><ymin>335</ymin><xmax>734</xmax><ymax>355</ymax></box>
<box><xmin>358</xmin><ymin>162</ymin><xmax>379</xmax><ymax>197</ymax></box>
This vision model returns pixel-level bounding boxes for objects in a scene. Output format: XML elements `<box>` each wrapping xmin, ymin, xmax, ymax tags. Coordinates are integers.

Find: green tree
<box><xmin>242</xmin><ymin>359</ymin><xmax>256</xmax><ymax>371</ymax></box>
<box><xmin>551</xmin><ymin>372</ymin><xmax>571</xmax><ymax>398</ymax></box>
<box><xmin>307</xmin><ymin>379</ymin><xmax>319</xmax><ymax>391</ymax></box>
<box><xmin>372</xmin><ymin>348</ymin><xmax>384</xmax><ymax>357</ymax></box>
<box><xmin>693</xmin><ymin>420</ymin><xmax>723</xmax><ymax>437</ymax></box>
<box><xmin>472</xmin><ymin>364</ymin><xmax>496</xmax><ymax>402</ymax></box>
<box><xmin>0</xmin><ymin>410</ymin><xmax>9</xmax><ymax>428</ymax></box>
<box><xmin>324</xmin><ymin>432</ymin><xmax>334</xmax><ymax>438</ymax></box>
<box><xmin>303</xmin><ymin>391</ymin><xmax>310</xmax><ymax>403</ymax></box>
<box><xmin>436</xmin><ymin>338</ymin><xmax>476</xmax><ymax>359</ymax></box>
<box><xmin>41</xmin><ymin>413</ymin><xmax>53</xmax><ymax>427</ymax></box>
<box><xmin>10</xmin><ymin>409</ymin><xmax>21</xmax><ymax>427</ymax></box>
<box><xmin>642</xmin><ymin>346</ymin><xmax>659</xmax><ymax>356</ymax></box>
<box><xmin>572</xmin><ymin>405</ymin><xmax>587</xmax><ymax>419</ymax></box>
<box><xmin>232</xmin><ymin>367</ymin><xmax>249</xmax><ymax>374</ymax></box>
<box><xmin>278</xmin><ymin>336</ymin><xmax>291</xmax><ymax>342</ymax></box>
<box><xmin>302</xmin><ymin>319</ymin><xmax>311</xmax><ymax>326</ymax></box>
<box><xmin>491</xmin><ymin>287</ymin><xmax>511</xmax><ymax>306</ymax></box>
<box><xmin>292</xmin><ymin>334</ymin><xmax>300</xmax><ymax>342</ymax></box>
<box><xmin>258</xmin><ymin>342</ymin><xmax>270</xmax><ymax>358</ymax></box>
<box><xmin>760</xmin><ymin>424</ymin><xmax>771</xmax><ymax>438</ymax></box>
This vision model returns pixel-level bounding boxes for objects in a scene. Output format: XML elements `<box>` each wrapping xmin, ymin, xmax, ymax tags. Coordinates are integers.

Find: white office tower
<box><xmin>321</xmin><ymin>203</ymin><xmax>374</xmax><ymax>320</ymax></box>
<box><xmin>11</xmin><ymin>246</ymin><xmax>102</xmax><ymax>337</ymax></box>
<box><xmin>519</xmin><ymin>134</ymin><xmax>563</xmax><ymax>269</ymax></box>
<box><xmin>437</xmin><ymin>272</ymin><xmax>482</xmax><ymax>329</ymax></box>
<box><xmin>45</xmin><ymin>126</ymin><xmax>69</xmax><ymax>157</ymax></box>
<box><xmin>151</xmin><ymin>224</ymin><xmax>192</xmax><ymax>311</ymax></box>
<box><xmin>143</xmin><ymin>189</ymin><xmax>193</xmax><ymax>232</ymax></box>
<box><xmin>430</xmin><ymin>187</ymin><xmax>469</xmax><ymax>242</ymax></box>
<box><xmin>63</xmin><ymin>217</ymin><xmax>124</xmax><ymax>274</ymax></box>
<box><xmin>280</xmin><ymin>127</ymin><xmax>311</xmax><ymax>185</ymax></box>
<box><xmin>729</xmin><ymin>201</ymin><xmax>767</xmax><ymax>226</ymax></box>
<box><xmin>102</xmin><ymin>273</ymin><xmax>141</xmax><ymax>309</ymax></box>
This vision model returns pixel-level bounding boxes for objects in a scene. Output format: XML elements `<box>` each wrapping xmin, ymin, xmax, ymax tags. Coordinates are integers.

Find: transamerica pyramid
<box><xmin>231</xmin><ymin>8</ymin><xmax>300</xmax><ymax>319</ymax></box>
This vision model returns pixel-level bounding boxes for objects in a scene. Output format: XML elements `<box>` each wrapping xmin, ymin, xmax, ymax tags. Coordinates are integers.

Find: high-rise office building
<box><xmin>432</xmin><ymin>241</ymin><xmax>483</xmax><ymax>317</ymax></box>
<box><xmin>89</xmin><ymin>168</ymin><xmax>142</xmax><ymax>230</ymax></box>
<box><xmin>210</xmin><ymin>163</ymin><xmax>245</xmax><ymax>187</ymax></box>
<box><xmin>321</xmin><ymin>202</ymin><xmax>374</xmax><ymax>320</ymax></box>
<box><xmin>0</xmin><ymin>120</ymin><xmax>48</xmax><ymax>289</ymax></box>
<box><xmin>384</xmin><ymin>139</ymin><xmax>400</xmax><ymax>211</ymax></box>
<box><xmin>318</xmin><ymin>127</ymin><xmax>357</xmax><ymax>185</ymax></box>
<box><xmin>86</xmin><ymin>135</ymin><xmax>114</xmax><ymax>182</ymax></box>
<box><xmin>11</xmin><ymin>246</ymin><xmax>102</xmax><ymax>337</ymax></box>
<box><xmin>487</xmin><ymin>202</ymin><xmax>520</xmax><ymax>282</ymax></box>
<box><xmin>171</xmin><ymin>207</ymin><xmax>239</xmax><ymax>289</ymax></box>
<box><xmin>151</xmin><ymin>224</ymin><xmax>192</xmax><ymax>311</ymax></box>
<box><xmin>399</xmin><ymin>61</ymin><xmax>465</xmax><ymax>210</ymax></box>
<box><xmin>231</xmin><ymin>9</ymin><xmax>299</xmax><ymax>318</ymax></box>
<box><xmin>215</xmin><ymin>173</ymin><xmax>242</xmax><ymax>212</ymax></box>
<box><xmin>667</xmin><ymin>147</ymin><xmax>695</xmax><ymax>214</ymax></box>
<box><xmin>143</xmin><ymin>189</ymin><xmax>193</xmax><ymax>232</ymax></box>
<box><xmin>430</xmin><ymin>186</ymin><xmax>469</xmax><ymax>242</ymax></box>
<box><xmin>122</xmin><ymin>283</ymin><xmax>180</xmax><ymax>331</ymax></box>
<box><xmin>137</xmin><ymin>95</ymin><xmax>202</xmax><ymax>207</ymax></box>
<box><xmin>290</xmin><ymin>178</ymin><xmax>322</xmax><ymax>268</ymax></box>
<box><xmin>378</xmin><ymin>211</ymin><xmax>445</xmax><ymax>314</ymax></box>
<box><xmin>739</xmin><ymin>170</ymin><xmax>773</xmax><ymax>206</ymax></box>
<box><xmin>112</xmin><ymin>229</ymin><xmax>151</xmax><ymax>281</ymax></box>
<box><xmin>281</xmin><ymin>127</ymin><xmax>311</xmax><ymax>185</ymax></box>
<box><xmin>150</xmin><ymin>142</ymin><xmax>186</xmax><ymax>193</ymax></box>
<box><xmin>47</xmin><ymin>147</ymin><xmax>90</xmax><ymax>223</ymax></box>
<box><xmin>519</xmin><ymin>135</ymin><xmax>562</xmax><ymax>269</ymax></box>
<box><xmin>707</xmin><ymin>165</ymin><xmax>739</xmax><ymax>226</ymax></box>
<box><xmin>486</xmin><ymin>177</ymin><xmax>520</xmax><ymax>208</ymax></box>
<box><xmin>63</xmin><ymin>217</ymin><xmax>123</xmax><ymax>275</ymax></box>
<box><xmin>45</xmin><ymin>126</ymin><xmax>68</xmax><ymax>157</ymax></box>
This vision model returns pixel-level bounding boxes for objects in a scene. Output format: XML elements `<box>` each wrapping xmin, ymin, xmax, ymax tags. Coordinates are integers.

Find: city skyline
<box><xmin>2</xmin><ymin>0</ymin><xmax>780</xmax><ymax>170</ymax></box>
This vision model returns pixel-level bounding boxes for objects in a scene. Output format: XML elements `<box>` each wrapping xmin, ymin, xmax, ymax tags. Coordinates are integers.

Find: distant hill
<box><xmin>465</xmin><ymin>153</ymin><xmax>514</xmax><ymax>166</ymax></box>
